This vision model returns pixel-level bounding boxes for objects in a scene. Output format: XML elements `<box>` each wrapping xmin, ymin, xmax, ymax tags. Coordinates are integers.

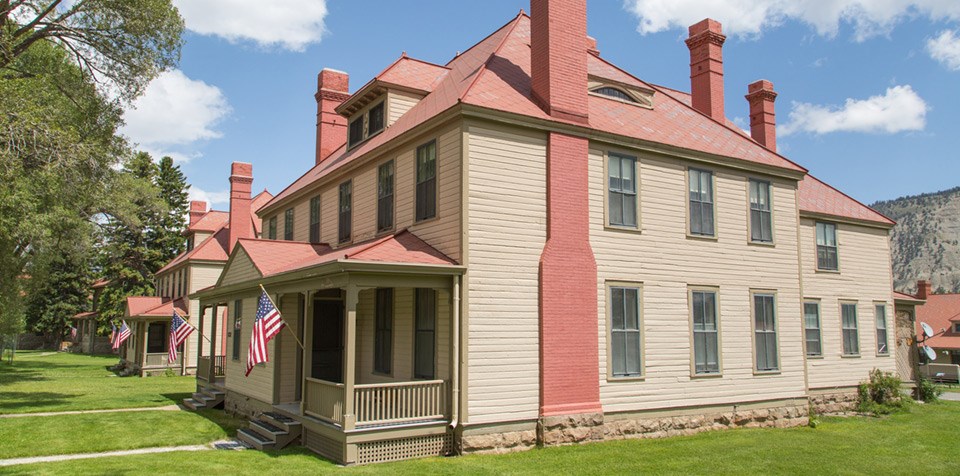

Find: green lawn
<box><xmin>0</xmin><ymin>410</ymin><xmax>245</xmax><ymax>459</ymax></box>
<box><xmin>0</xmin><ymin>351</ymin><xmax>195</xmax><ymax>414</ymax></box>
<box><xmin>9</xmin><ymin>401</ymin><xmax>960</xmax><ymax>475</ymax></box>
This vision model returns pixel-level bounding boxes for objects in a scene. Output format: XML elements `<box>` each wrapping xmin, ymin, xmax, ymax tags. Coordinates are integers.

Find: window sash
<box><xmin>284</xmin><ymin>208</ymin><xmax>294</xmax><ymax>241</ymax></box>
<box><xmin>753</xmin><ymin>294</ymin><xmax>779</xmax><ymax>371</ymax></box>
<box><xmin>378</xmin><ymin>161</ymin><xmax>395</xmax><ymax>232</ymax></box>
<box><xmin>374</xmin><ymin>288</ymin><xmax>393</xmax><ymax>374</ymax></box>
<box><xmin>610</xmin><ymin>287</ymin><xmax>642</xmax><ymax>377</ymax></box>
<box><xmin>608</xmin><ymin>155</ymin><xmax>638</xmax><ymax>227</ymax></box>
<box><xmin>348</xmin><ymin>117</ymin><xmax>364</xmax><ymax>147</ymax></box>
<box><xmin>749</xmin><ymin>180</ymin><xmax>773</xmax><ymax>242</ymax></box>
<box><xmin>692</xmin><ymin>291</ymin><xmax>720</xmax><ymax>374</ymax></box>
<box><xmin>267</xmin><ymin>217</ymin><xmax>277</xmax><ymax>240</ymax></box>
<box><xmin>368</xmin><ymin>102</ymin><xmax>384</xmax><ymax>136</ymax></box>
<box><xmin>147</xmin><ymin>322</ymin><xmax>167</xmax><ymax>353</ymax></box>
<box><xmin>414</xmin><ymin>289</ymin><xmax>436</xmax><ymax>379</ymax></box>
<box><xmin>309</xmin><ymin>197</ymin><xmax>320</xmax><ymax>243</ymax></box>
<box><xmin>416</xmin><ymin>142</ymin><xmax>437</xmax><ymax>221</ymax></box>
<box><xmin>841</xmin><ymin>303</ymin><xmax>859</xmax><ymax>355</ymax></box>
<box><xmin>689</xmin><ymin>169</ymin><xmax>715</xmax><ymax>236</ymax></box>
<box><xmin>804</xmin><ymin>302</ymin><xmax>823</xmax><ymax>356</ymax></box>
<box><xmin>339</xmin><ymin>181</ymin><xmax>352</xmax><ymax>243</ymax></box>
<box><xmin>232</xmin><ymin>300</ymin><xmax>242</xmax><ymax>361</ymax></box>
<box><xmin>816</xmin><ymin>223</ymin><xmax>838</xmax><ymax>270</ymax></box>
<box><xmin>875</xmin><ymin>305</ymin><xmax>888</xmax><ymax>354</ymax></box>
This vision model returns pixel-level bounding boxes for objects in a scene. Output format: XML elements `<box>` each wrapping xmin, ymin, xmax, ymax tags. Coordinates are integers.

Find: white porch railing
<box><xmin>354</xmin><ymin>380</ymin><xmax>447</xmax><ymax>426</ymax></box>
<box><xmin>303</xmin><ymin>377</ymin><xmax>345</xmax><ymax>425</ymax></box>
<box><xmin>144</xmin><ymin>353</ymin><xmax>173</xmax><ymax>367</ymax></box>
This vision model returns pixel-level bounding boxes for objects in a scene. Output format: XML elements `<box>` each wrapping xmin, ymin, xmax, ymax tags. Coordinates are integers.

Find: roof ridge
<box><xmin>445</xmin><ymin>10</ymin><xmax>525</xmax><ymax>67</ymax></box>
<box><xmin>398</xmin><ymin>55</ymin><xmax>451</xmax><ymax>71</ymax></box>
<box><xmin>459</xmin><ymin>14</ymin><xmax>525</xmax><ymax>103</ymax></box>
<box><xmin>805</xmin><ymin>174</ymin><xmax>895</xmax><ymax>225</ymax></box>
<box><xmin>344</xmin><ymin>229</ymin><xmax>406</xmax><ymax>259</ymax></box>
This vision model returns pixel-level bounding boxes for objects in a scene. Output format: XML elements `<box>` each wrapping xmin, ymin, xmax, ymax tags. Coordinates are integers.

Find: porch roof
<box><xmin>125</xmin><ymin>296</ymin><xmax>189</xmax><ymax>320</ymax></box>
<box><xmin>72</xmin><ymin>311</ymin><xmax>97</xmax><ymax>320</ymax></box>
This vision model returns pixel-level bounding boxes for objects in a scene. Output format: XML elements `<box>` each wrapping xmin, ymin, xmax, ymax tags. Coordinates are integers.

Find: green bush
<box><xmin>918</xmin><ymin>375</ymin><xmax>942</xmax><ymax>403</ymax></box>
<box><xmin>858</xmin><ymin>369</ymin><xmax>906</xmax><ymax>415</ymax></box>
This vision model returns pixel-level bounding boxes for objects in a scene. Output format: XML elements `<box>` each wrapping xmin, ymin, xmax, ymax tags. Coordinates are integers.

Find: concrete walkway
<box><xmin>0</xmin><ymin>444</ymin><xmax>210</xmax><ymax>467</ymax></box>
<box><xmin>942</xmin><ymin>392</ymin><xmax>960</xmax><ymax>402</ymax></box>
<box><xmin>0</xmin><ymin>405</ymin><xmax>181</xmax><ymax>419</ymax></box>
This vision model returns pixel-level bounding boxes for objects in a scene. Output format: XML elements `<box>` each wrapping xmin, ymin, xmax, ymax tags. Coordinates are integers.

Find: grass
<box><xmin>0</xmin><ymin>350</ymin><xmax>196</xmax><ymax>414</ymax></box>
<box><xmin>9</xmin><ymin>401</ymin><xmax>960</xmax><ymax>475</ymax></box>
<box><xmin>0</xmin><ymin>410</ymin><xmax>245</xmax><ymax>459</ymax></box>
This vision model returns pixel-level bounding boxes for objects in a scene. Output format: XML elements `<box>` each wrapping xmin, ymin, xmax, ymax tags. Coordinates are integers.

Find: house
<box><xmin>191</xmin><ymin>0</ymin><xmax>902</xmax><ymax>465</ymax></box>
<box><xmin>913</xmin><ymin>280</ymin><xmax>960</xmax><ymax>376</ymax></box>
<box><xmin>119</xmin><ymin>164</ymin><xmax>272</xmax><ymax>377</ymax></box>
<box><xmin>69</xmin><ymin>278</ymin><xmax>109</xmax><ymax>354</ymax></box>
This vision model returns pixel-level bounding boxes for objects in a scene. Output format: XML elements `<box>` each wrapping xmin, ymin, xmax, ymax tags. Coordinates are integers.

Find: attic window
<box><xmin>347</xmin><ymin>100</ymin><xmax>385</xmax><ymax>149</ymax></box>
<box><xmin>593</xmin><ymin>87</ymin><xmax>637</xmax><ymax>103</ymax></box>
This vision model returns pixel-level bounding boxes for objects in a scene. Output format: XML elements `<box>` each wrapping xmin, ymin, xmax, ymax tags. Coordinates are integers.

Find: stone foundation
<box><xmin>538</xmin><ymin>412</ymin><xmax>605</xmax><ymax>446</ymax></box>
<box><xmin>605</xmin><ymin>404</ymin><xmax>807</xmax><ymax>441</ymax></box>
<box><xmin>224</xmin><ymin>389</ymin><xmax>274</xmax><ymax>418</ymax></box>
<box><xmin>460</xmin><ymin>423</ymin><xmax>538</xmax><ymax>455</ymax></box>
<box><xmin>809</xmin><ymin>390</ymin><xmax>859</xmax><ymax>414</ymax></box>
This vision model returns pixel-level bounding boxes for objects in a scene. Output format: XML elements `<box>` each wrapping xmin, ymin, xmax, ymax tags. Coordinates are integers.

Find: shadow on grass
<box><xmin>0</xmin><ymin>391</ymin><xmax>79</xmax><ymax>412</ymax></box>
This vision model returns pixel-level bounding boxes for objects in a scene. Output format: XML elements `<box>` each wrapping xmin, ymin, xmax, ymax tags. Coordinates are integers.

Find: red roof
<box><xmin>894</xmin><ymin>291</ymin><xmax>923</xmax><ymax>303</ymax></box>
<box><xmin>234</xmin><ymin>230</ymin><xmax>457</xmax><ymax>279</ymax></box>
<box><xmin>797</xmin><ymin>175</ymin><xmax>894</xmax><ymax>226</ymax></box>
<box><xmin>916</xmin><ymin>293</ymin><xmax>960</xmax><ymax>350</ymax></box>
<box><xmin>126</xmin><ymin>296</ymin><xmax>188</xmax><ymax>318</ymax></box>
<box><xmin>186</xmin><ymin>210</ymin><xmax>228</xmax><ymax>234</ymax></box>
<box><xmin>376</xmin><ymin>55</ymin><xmax>449</xmax><ymax>93</ymax></box>
<box><xmin>92</xmin><ymin>279</ymin><xmax>110</xmax><ymax>289</ymax></box>
<box><xmin>73</xmin><ymin>311</ymin><xmax>97</xmax><ymax>319</ymax></box>
<box><xmin>263</xmin><ymin>13</ymin><xmax>805</xmax><ymax>213</ymax></box>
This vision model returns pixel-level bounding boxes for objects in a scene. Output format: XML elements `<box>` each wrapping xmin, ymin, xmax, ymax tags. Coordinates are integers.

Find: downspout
<box><xmin>450</xmin><ymin>275</ymin><xmax>461</xmax><ymax>429</ymax></box>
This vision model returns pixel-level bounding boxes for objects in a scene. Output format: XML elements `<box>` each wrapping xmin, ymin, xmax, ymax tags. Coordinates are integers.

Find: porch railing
<box><xmin>143</xmin><ymin>353</ymin><xmax>172</xmax><ymax>367</ymax></box>
<box><xmin>212</xmin><ymin>355</ymin><xmax>225</xmax><ymax>377</ymax></box>
<box><xmin>303</xmin><ymin>377</ymin><xmax>345</xmax><ymax>425</ymax></box>
<box><xmin>197</xmin><ymin>356</ymin><xmax>211</xmax><ymax>381</ymax></box>
<box><xmin>354</xmin><ymin>380</ymin><xmax>447</xmax><ymax>426</ymax></box>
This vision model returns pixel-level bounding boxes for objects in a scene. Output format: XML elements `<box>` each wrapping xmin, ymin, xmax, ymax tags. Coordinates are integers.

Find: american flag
<box><xmin>109</xmin><ymin>323</ymin><xmax>116</xmax><ymax>344</ymax></box>
<box><xmin>169</xmin><ymin>311</ymin><xmax>195</xmax><ymax>363</ymax></box>
<box><xmin>246</xmin><ymin>289</ymin><xmax>284</xmax><ymax>376</ymax></box>
<box><xmin>113</xmin><ymin>321</ymin><xmax>131</xmax><ymax>350</ymax></box>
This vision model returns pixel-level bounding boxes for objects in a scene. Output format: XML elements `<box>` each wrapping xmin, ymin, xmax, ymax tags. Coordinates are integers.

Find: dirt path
<box><xmin>0</xmin><ymin>404</ymin><xmax>181</xmax><ymax>419</ymax></box>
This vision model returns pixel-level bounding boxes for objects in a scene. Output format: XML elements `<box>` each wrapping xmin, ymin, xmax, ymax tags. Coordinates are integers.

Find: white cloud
<box><xmin>120</xmin><ymin>70</ymin><xmax>230</xmax><ymax>163</ymax></box>
<box><xmin>172</xmin><ymin>0</ymin><xmax>328</xmax><ymax>51</ymax></box>
<box><xmin>624</xmin><ymin>0</ymin><xmax>960</xmax><ymax>41</ymax></box>
<box><xmin>188</xmin><ymin>187</ymin><xmax>230</xmax><ymax>207</ymax></box>
<box><xmin>927</xmin><ymin>29</ymin><xmax>960</xmax><ymax>70</ymax></box>
<box><xmin>778</xmin><ymin>85</ymin><xmax>928</xmax><ymax>136</ymax></box>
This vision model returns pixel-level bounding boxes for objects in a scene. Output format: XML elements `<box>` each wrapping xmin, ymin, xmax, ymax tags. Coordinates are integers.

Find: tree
<box><xmin>25</xmin><ymin>241</ymin><xmax>92</xmax><ymax>344</ymax></box>
<box><xmin>152</xmin><ymin>156</ymin><xmax>189</xmax><ymax>265</ymax></box>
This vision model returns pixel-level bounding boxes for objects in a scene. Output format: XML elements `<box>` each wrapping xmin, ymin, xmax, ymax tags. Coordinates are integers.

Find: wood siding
<box><xmin>218</xmin><ymin>249</ymin><xmax>262</xmax><ymax>287</ymax></box>
<box><xmin>225</xmin><ymin>294</ymin><xmax>276</xmax><ymax>403</ymax></box>
<box><xmin>276</xmin><ymin>293</ymin><xmax>302</xmax><ymax>403</ymax></box>
<box><xmin>189</xmin><ymin>263</ymin><xmax>225</xmax><ymax>360</ymax></box>
<box><xmin>800</xmin><ymin>218</ymin><xmax>896</xmax><ymax>389</ymax></box>
<box><xmin>388</xmin><ymin>90</ymin><xmax>422</xmax><ymax>127</ymax></box>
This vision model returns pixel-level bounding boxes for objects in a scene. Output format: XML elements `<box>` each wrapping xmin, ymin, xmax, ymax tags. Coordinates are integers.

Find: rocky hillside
<box><xmin>872</xmin><ymin>187</ymin><xmax>960</xmax><ymax>294</ymax></box>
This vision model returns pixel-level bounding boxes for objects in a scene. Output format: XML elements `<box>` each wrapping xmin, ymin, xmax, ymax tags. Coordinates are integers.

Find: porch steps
<box><xmin>237</xmin><ymin>412</ymin><xmax>302</xmax><ymax>451</ymax></box>
<box><xmin>182</xmin><ymin>387</ymin><xmax>225</xmax><ymax>411</ymax></box>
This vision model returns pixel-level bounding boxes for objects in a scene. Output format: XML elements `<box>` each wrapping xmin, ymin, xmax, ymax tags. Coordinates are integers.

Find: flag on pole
<box><xmin>113</xmin><ymin>321</ymin><xmax>131</xmax><ymax>350</ymax></box>
<box><xmin>109</xmin><ymin>323</ymin><xmax>116</xmax><ymax>344</ymax></box>
<box><xmin>168</xmin><ymin>311</ymin><xmax>195</xmax><ymax>363</ymax></box>
<box><xmin>246</xmin><ymin>289</ymin><xmax>284</xmax><ymax>376</ymax></box>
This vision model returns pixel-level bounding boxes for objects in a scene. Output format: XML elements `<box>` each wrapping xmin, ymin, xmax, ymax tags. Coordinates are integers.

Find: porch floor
<box><xmin>270</xmin><ymin>403</ymin><xmax>448</xmax><ymax>432</ymax></box>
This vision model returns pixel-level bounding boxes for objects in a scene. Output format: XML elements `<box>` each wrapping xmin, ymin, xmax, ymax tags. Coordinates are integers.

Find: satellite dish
<box><xmin>921</xmin><ymin>322</ymin><xmax>935</xmax><ymax>338</ymax></box>
<box><xmin>923</xmin><ymin>346</ymin><xmax>937</xmax><ymax>361</ymax></box>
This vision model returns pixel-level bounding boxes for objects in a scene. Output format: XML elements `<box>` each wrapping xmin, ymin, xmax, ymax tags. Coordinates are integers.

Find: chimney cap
<box><xmin>689</xmin><ymin>18</ymin><xmax>723</xmax><ymax>37</ymax></box>
<box><xmin>230</xmin><ymin>162</ymin><xmax>253</xmax><ymax>178</ymax></box>
<box><xmin>318</xmin><ymin>69</ymin><xmax>349</xmax><ymax>93</ymax></box>
<box><xmin>189</xmin><ymin>200</ymin><xmax>207</xmax><ymax>212</ymax></box>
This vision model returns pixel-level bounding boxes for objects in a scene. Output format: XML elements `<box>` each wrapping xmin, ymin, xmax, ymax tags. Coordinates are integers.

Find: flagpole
<box><xmin>260</xmin><ymin>284</ymin><xmax>304</xmax><ymax>350</ymax></box>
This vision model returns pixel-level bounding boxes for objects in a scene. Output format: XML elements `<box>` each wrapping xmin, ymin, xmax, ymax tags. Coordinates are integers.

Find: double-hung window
<box><xmin>816</xmin><ymin>222</ymin><xmax>838</xmax><ymax>270</ymax></box>
<box><xmin>691</xmin><ymin>290</ymin><xmax>720</xmax><ymax>375</ymax></box>
<box><xmin>232</xmin><ymin>299</ymin><xmax>242</xmax><ymax>361</ymax></box>
<box><xmin>348</xmin><ymin>102</ymin><xmax>386</xmax><ymax>148</ymax></box>
<box><xmin>374</xmin><ymin>288</ymin><xmax>393</xmax><ymax>374</ymax></box>
<box><xmin>608</xmin><ymin>154</ymin><xmax>638</xmax><ymax>228</ymax></box>
<box><xmin>689</xmin><ymin>169</ymin><xmax>715</xmax><ymax>236</ymax></box>
<box><xmin>348</xmin><ymin>118</ymin><xmax>364</xmax><ymax>147</ymax></box>
<box><xmin>804</xmin><ymin>301</ymin><xmax>823</xmax><ymax>357</ymax></box>
<box><xmin>416</xmin><ymin>141</ymin><xmax>437</xmax><ymax>222</ymax></box>
<box><xmin>378</xmin><ymin>161</ymin><xmax>395</xmax><ymax>232</ymax></box>
<box><xmin>368</xmin><ymin>102</ymin><xmax>384</xmax><ymax>136</ymax></box>
<box><xmin>841</xmin><ymin>302</ymin><xmax>859</xmax><ymax>355</ymax></box>
<box><xmin>147</xmin><ymin>322</ymin><xmax>167</xmax><ymax>354</ymax></box>
<box><xmin>875</xmin><ymin>304</ymin><xmax>889</xmax><ymax>355</ymax></box>
<box><xmin>284</xmin><ymin>208</ymin><xmax>294</xmax><ymax>241</ymax></box>
<box><xmin>414</xmin><ymin>289</ymin><xmax>436</xmax><ymax>379</ymax></box>
<box><xmin>749</xmin><ymin>179</ymin><xmax>773</xmax><ymax>242</ymax></box>
<box><xmin>609</xmin><ymin>286</ymin><xmax>642</xmax><ymax>377</ymax></box>
<box><xmin>267</xmin><ymin>216</ymin><xmax>277</xmax><ymax>240</ymax></box>
<box><xmin>753</xmin><ymin>293</ymin><xmax>779</xmax><ymax>372</ymax></box>
<box><xmin>339</xmin><ymin>181</ymin><xmax>352</xmax><ymax>244</ymax></box>
<box><xmin>309</xmin><ymin>196</ymin><xmax>320</xmax><ymax>243</ymax></box>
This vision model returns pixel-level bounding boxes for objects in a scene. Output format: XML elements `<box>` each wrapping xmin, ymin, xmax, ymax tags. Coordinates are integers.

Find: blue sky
<box><xmin>118</xmin><ymin>1</ymin><xmax>960</xmax><ymax>209</ymax></box>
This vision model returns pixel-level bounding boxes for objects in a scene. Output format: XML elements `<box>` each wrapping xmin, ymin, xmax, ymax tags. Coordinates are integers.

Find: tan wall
<box><xmin>275</xmin><ymin>293</ymin><xmax>302</xmax><ymax>403</ymax></box>
<box><xmin>800</xmin><ymin>218</ymin><xmax>896</xmax><ymax>389</ymax></box>
<box><xmin>188</xmin><ymin>263</ymin><xmax>225</xmax><ymax>361</ymax></box>
<box><xmin>219</xmin><ymin>249</ymin><xmax>262</xmax><ymax>287</ymax></box>
<box><xmin>464</xmin><ymin>123</ymin><xmax>546</xmax><ymax>425</ymax></box>
<box><xmin>224</xmin><ymin>293</ymin><xmax>276</xmax><ymax>403</ymax></box>
<box><xmin>388</xmin><ymin>90</ymin><xmax>422</xmax><ymax>127</ymax></box>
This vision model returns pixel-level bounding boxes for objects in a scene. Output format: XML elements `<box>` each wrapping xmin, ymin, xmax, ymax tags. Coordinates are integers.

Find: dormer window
<box><xmin>594</xmin><ymin>87</ymin><xmax>636</xmax><ymax>103</ymax></box>
<box><xmin>588</xmin><ymin>80</ymin><xmax>655</xmax><ymax>108</ymax></box>
<box><xmin>347</xmin><ymin>101</ymin><xmax>385</xmax><ymax>148</ymax></box>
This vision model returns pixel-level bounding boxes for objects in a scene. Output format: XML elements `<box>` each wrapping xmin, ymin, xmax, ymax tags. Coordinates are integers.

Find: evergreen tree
<box><xmin>25</xmin><ymin>244</ymin><xmax>92</xmax><ymax>344</ymax></box>
<box><xmin>152</xmin><ymin>156</ymin><xmax>190</xmax><ymax>265</ymax></box>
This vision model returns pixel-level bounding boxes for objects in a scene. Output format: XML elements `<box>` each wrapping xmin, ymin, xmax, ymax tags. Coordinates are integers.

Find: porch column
<box><xmin>209</xmin><ymin>305</ymin><xmax>219</xmax><ymax>379</ymax></box>
<box><xmin>300</xmin><ymin>291</ymin><xmax>314</xmax><ymax>416</ymax></box>
<box><xmin>342</xmin><ymin>284</ymin><xmax>359</xmax><ymax>431</ymax></box>
<box><xmin>140</xmin><ymin>322</ymin><xmax>148</xmax><ymax>377</ymax></box>
<box><xmin>197</xmin><ymin>306</ymin><xmax>205</xmax><ymax>362</ymax></box>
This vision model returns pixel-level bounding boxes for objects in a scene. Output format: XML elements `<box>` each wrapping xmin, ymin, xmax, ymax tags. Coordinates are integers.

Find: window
<box><xmin>180</xmin><ymin>270</ymin><xmax>187</xmax><ymax>297</ymax></box>
<box><xmin>593</xmin><ymin>87</ymin><xmax>637</xmax><ymax>103</ymax></box>
<box><xmin>841</xmin><ymin>303</ymin><xmax>859</xmax><ymax>356</ymax></box>
<box><xmin>267</xmin><ymin>216</ymin><xmax>277</xmax><ymax>240</ymax></box>
<box><xmin>368</xmin><ymin>102</ymin><xmax>384</xmax><ymax>136</ymax></box>
<box><xmin>610</xmin><ymin>286</ymin><xmax>642</xmax><ymax>377</ymax></box>
<box><xmin>377</xmin><ymin>161</ymin><xmax>395</xmax><ymax>232</ymax></box>
<box><xmin>804</xmin><ymin>301</ymin><xmax>823</xmax><ymax>357</ymax></box>
<box><xmin>689</xmin><ymin>168</ymin><xmax>715</xmax><ymax>236</ymax></box>
<box><xmin>816</xmin><ymin>222</ymin><xmax>838</xmax><ymax>270</ymax></box>
<box><xmin>753</xmin><ymin>293</ymin><xmax>779</xmax><ymax>372</ymax></box>
<box><xmin>374</xmin><ymin>288</ymin><xmax>393</xmax><ymax>374</ymax></box>
<box><xmin>347</xmin><ymin>101</ymin><xmax>385</xmax><ymax>148</ymax></box>
<box><xmin>186</xmin><ymin>236</ymin><xmax>194</xmax><ymax>252</ymax></box>
<box><xmin>232</xmin><ymin>299</ymin><xmax>242</xmax><ymax>361</ymax></box>
<box><xmin>875</xmin><ymin>304</ymin><xmax>889</xmax><ymax>355</ymax></box>
<box><xmin>309</xmin><ymin>196</ymin><xmax>320</xmax><ymax>243</ymax></box>
<box><xmin>348</xmin><ymin>117</ymin><xmax>364</xmax><ymax>147</ymax></box>
<box><xmin>691</xmin><ymin>290</ymin><xmax>720</xmax><ymax>375</ymax></box>
<box><xmin>147</xmin><ymin>322</ymin><xmax>167</xmax><ymax>353</ymax></box>
<box><xmin>749</xmin><ymin>180</ymin><xmax>773</xmax><ymax>242</ymax></box>
<box><xmin>955</xmin><ymin>323</ymin><xmax>960</xmax><ymax>334</ymax></box>
<box><xmin>608</xmin><ymin>154</ymin><xmax>637</xmax><ymax>228</ymax></box>
<box><xmin>339</xmin><ymin>181</ymin><xmax>352</xmax><ymax>244</ymax></box>
<box><xmin>416</xmin><ymin>141</ymin><xmax>437</xmax><ymax>222</ymax></box>
<box><xmin>414</xmin><ymin>288</ymin><xmax>436</xmax><ymax>379</ymax></box>
<box><xmin>284</xmin><ymin>208</ymin><xmax>294</xmax><ymax>241</ymax></box>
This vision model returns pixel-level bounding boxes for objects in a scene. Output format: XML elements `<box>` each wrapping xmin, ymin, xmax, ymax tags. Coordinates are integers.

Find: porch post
<box><xmin>342</xmin><ymin>284</ymin><xmax>359</xmax><ymax>430</ymax></box>
<box><xmin>301</xmin><ymin>291</ymin><xmax>314</xmax><ymax>416</ymax></box>
<box><xmin>450</xmin><ymin>275</ymin><xmax>461</xmax><ymax>428</ymax></box>
<box><xmin>209</xmin><ymin>305</ymin><xmax>218</xmax><ymax>379</ymax></box>
<box><xmin>140</xmin><ymin>322</ymin><xmax>148</xmax><ymax>377</ymax></box>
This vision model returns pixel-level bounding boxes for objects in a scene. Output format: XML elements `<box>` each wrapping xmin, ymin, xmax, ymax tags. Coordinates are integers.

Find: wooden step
<box><xmin>201</xmin><ymin>388</ymin><xmax>225</xmax><ymax>399</ymax></box>
<box><xmin>249</xmin><ymin>419</ymin><xmax>299</xmax><ymax>449</ymax></box>
<box><xmin>182</xmin><ymin>398</ymin><xmax>206</xmax><ymax>411</ymax></box>
<box><xmin>236</xmin><ymin>429</ymin><xmax>275</xmax><ymax>451</ymax></box>
<box><xmin>260</xmin><ymin>411</ymin><xmax>302</xmax><ymax>433</ymax></box>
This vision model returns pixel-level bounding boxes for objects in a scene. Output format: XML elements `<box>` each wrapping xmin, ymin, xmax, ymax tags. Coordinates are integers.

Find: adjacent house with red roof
<box><xmin>914</xmin><ymin>280</ymin><xmax>960</xmax><ymax>366</ymax></box>
<box><xmin>118</xmin><ymin>163</ymin><xmax>271</xmax><ymax>378</ymax></box>
<box><xmin>191</xmin><ymin>1</ymin><xmax>902</xmax><ymax>464</ymax></box>
<box><xmin>69</xmin><ymin>279</ymin><xmax>109</xmax><ymax>354</ymax></box>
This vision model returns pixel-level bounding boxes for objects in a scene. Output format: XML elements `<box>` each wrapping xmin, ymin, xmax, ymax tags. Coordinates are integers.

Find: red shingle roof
<box><xmin>798</xmin><ymin>175</ymin><xmax>894</xmax><ymax>226</ymax></box>
<box><xmin>917</xmin><ymin>293</ymin><xmax>960</xmax><ymax>350</ymax></box>
<box><xmin>126</xmin><ymin>296</ymin><xmax>188</xmax><ymax>318</ymax></box>
<box><xmin>186</xmin><ymin>210</ymin><xmax>228</xmax><ymax>234</ymax></box>
<box><xmin>377</xmin><ymin>55</ymin><xmax>449</xmax><ymax>93</ymax></box>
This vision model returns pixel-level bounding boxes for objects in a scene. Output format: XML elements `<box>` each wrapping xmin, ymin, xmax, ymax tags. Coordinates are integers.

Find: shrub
<box><xmin>858</xmin><ymin>369</ymin><xmax>906</xmax><ymax>415</ymax></box>
<box><xmin>918</xmin><ymin>375</ymin><xmax>942</xmax><ymax>403</ymax></box>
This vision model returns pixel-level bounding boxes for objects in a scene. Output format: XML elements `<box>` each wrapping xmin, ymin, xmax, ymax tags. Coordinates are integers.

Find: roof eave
<box><xmin>798</xmin><ymin>210</ymin><xmax>895</xmax><ymax>230</ymax></box>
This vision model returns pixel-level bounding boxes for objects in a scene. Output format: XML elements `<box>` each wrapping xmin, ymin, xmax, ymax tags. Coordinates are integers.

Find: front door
<box><xmin>311</xmin><ymin>298</ymin><xmax>344</xmax><ymax>383</ymax></box>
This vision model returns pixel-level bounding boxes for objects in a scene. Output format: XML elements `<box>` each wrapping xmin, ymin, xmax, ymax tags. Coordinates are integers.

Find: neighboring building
<box><xmin>119</xmin><ymin>164</ymin><xmax>272</xmax><ymax>376</ymax></box>
<box><xmin>192</xmin><ymin>1</ymin><xmax>901</xmax><ymax>465</ymax></box>
<box><xmin>914</xmin><ymin>280</ymin><xmax>960</xmax><ymax>366</ymax></box>
<box><xmin>70</xmin><ymin>278</ymin><xmax>110</xmax><ymax>354</ymax></box>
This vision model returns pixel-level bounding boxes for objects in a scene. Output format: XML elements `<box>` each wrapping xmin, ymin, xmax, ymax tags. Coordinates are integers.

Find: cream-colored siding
<box><xmin>800</xmin><ymin>218</ymin><xmax>895</xmax><ymax>389</ymax></box>
<box><xmin>388</xmin><ymin>90</ymin><xmax>422</xmax><ymax>126</ymax></box>
<box><xmin>189</xmin><ymin>263</ymin><xmax>225</xmax><ymax>360</ymax></box>
<box><xmin>225</xmin><ymin>294</ymin><xmax>276</xmax><ymax>403</ymax></box>
<box><xmin>275</xmin><ymin>293</ymin><xmax>302</xmax><ymax>403</ymax></box>
<box><xmin>193</xmin><ymin>231</ymin><xmax>213</xmax><ymax>245</ymax></box>
<box><xmin>290</xmin><ymin>199</ymin><xmax>310</xmax><ymax>242</ymax></box>
<box><xmin>589</xmin><ymin>147</ymin><xmax>807</xmax><ymax>412</ymax></box>
<box><xmin>218</xmin><ymin>249</ymin><xmax>263</xmax><ymax>287</ymax></box>
<box><xmin>464</xmin><ymin>123</ymin><xmax>546</xmax><ymax>424</ymax></box>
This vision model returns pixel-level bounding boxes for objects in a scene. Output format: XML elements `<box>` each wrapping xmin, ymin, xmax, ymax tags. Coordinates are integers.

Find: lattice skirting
<box><xmin>303</xmin><ymin>429</ymin><xmax>343</xmax><ymax>463</ymax></box>
<box><xmin>356</xmin><ymin>433</ymin><xmax>453</xmax><ymax>465</ymax></box>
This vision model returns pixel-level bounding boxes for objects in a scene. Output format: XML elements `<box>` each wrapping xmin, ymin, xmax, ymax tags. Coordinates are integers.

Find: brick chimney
<box><xmin>315</xmin><ymin>69</ymin><xmax>350</xmax><ymax>165</ymax></box>
<box><xmin>188</xmin><ymin>200</ymin><xmax>207</xmax><ymax>226</ymax></box>
<box><xmin>917</xmin><ymin>279</ymin><xmax>932</xmax><ymax>300</ymax></box>
<box><xmin>228</xmin><ymin>162</ymin><xmax>253</xmax><ymax>253</ymax></box>
<box><xmin>530</xmin><ymin>0</ymin><xmax>589</xmax><ymax>124</ymax></box>
<box><xmin>686</xmin><ymin>19</ymin><xmax>726</xmax><ymax>122</ymax></box>
<box><xmin>745</xmin><ymin>80</ymin><xmax>778</xmax><ymax>151</ymax></box>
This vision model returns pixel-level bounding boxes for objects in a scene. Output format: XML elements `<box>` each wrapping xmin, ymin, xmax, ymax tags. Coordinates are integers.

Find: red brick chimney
<box><xmin>228</xmin><ymin>162</ymin><xmax>253</xmax><ymax>253</ymax></box>
<box><xmin>188</xmin><ymin>200</ymin><xmax>207</xmax><ymax>226</ymax></box>
<box><xmin>917</xmin><ymin>279</ymin><xmax>932</xmax><ymax>299</ymax></box>
<box><xmin>530</xmin><ymin>0</ymin><xmax>589</xmax><ymax>124</ymax></box>
<box><xmin>745</xmin><ymin>80</ymin><xmax>778</xmax><ymax>151</ymax></box>
<box><xmin>686</xmin><ymin>19</ymin><xmax>727</xmax><ymax>122</ymax></box>
<box><xmin>315</xmin><ymin>69</ymin><xmax>350</xmax><ymax>165</ymax></box>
